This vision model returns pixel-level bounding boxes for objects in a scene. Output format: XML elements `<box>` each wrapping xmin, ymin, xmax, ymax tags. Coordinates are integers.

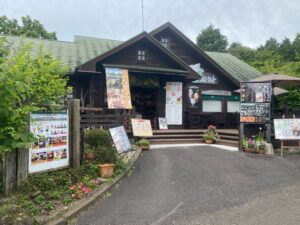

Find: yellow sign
<box><xmin>106</xmin><ymin>67</ymin><xmax>132</xmax><ymax>109</ymax></box>
<box><xmin>131</xmin><ymin>119</ymin><xmax>153</xmax><ymax>137</ymax></box>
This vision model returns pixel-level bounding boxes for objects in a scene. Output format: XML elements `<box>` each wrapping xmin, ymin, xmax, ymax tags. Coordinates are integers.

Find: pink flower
<box><xmin>71</xmin><ymin>193</ymin><xmax>76</xmax><ymax>198</ymax></box>
<box><xmin>69</xmin><ymin>185</ymin><xmax>75</xmax><ymax>190</ymax></box>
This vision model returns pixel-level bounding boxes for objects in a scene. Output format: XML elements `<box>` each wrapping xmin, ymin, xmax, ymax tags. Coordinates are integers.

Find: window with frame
<box><xmin>202</xmin><ymin>100</ymin><xmax>222</xmax><ymax>112</ymax></box>
<box><xmin>227</xmin><ymin>101</ymin><xmax>240</xmax><ymax>113</ymax></box>
<box><xmin>137</xmin><ymin>49</ymin><xmax>146</xmax><ymax>62</ymax></box>
<box><xmin>160</xmin><ymin>37</ymin><xmax>169</xmax><ymax>48</ymax></box>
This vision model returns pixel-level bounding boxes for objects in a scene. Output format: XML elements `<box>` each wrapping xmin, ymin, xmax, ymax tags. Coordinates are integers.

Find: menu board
<box><xmin>131</xmin><ymin>119</ymin><xmax>153</xmax><ymax>137</ymax></box>
<box><xmin>29</xmin><ymin>112</ymin><xmax>69</xmax><ymax>174</ymax></box>
<box><xmin>240</xmin><ymin>103</ymin><xmax>270</xmax><ymax>123</ymax></box>
<box><xmin>158</xmin><ymin>118</ymin><xmax>168</xmax><ymax>130</ymax></box>
<box><xmin>166</xmin><ymin>82</ymin><xmax>182</xmax><ymax>125</ymax></box>
<box><xmin>105</xmin><ymin>67</ymin><xmax>132</xmax><ymax>109</ymax></box>
<box><xmin>274</xmin><ymin>119</ymin><xmax>300</xmax><ymax>140</ymax></box>
<box><xmin>241</xmin><ymin>82</ymin><xmax>272</xmax><ymax>103</ymax></box>
<box><xmin>109</xmin><ymin>126</ymin><xmax>131</xmax><ymax>154</ymax></box>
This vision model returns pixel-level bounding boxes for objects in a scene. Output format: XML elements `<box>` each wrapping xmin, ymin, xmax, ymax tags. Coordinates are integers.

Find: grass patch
<box><xmin>0</xmin><ymin>155</ymin><xmax>132</xmax><ymax>224</ymax></box>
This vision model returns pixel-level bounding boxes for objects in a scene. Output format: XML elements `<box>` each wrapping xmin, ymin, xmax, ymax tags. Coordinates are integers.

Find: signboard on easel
<box><xmin>274</xmin><ymin>119</ymin><xmax>300</xmax><ymax>140</ymax></box>
<box><xmin>109</xmin><ymin>126</ymin><xmax>132</xmax><ymax>154</ymax></box>
<box><xmin>131</xmin><ymin>119</ymin><xmax>153</xmax><ymax>137</ymax></box>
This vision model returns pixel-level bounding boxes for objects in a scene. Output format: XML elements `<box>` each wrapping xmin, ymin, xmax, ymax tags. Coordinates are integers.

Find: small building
<box><xmin>2</xmin><ymin>22</ymin><xmax>263</xmax><ymax>129</ymax></box>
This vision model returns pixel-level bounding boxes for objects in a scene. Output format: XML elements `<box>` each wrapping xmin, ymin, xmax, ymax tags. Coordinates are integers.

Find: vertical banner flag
<box><xmin>105</xmin><ymin>67</ymin><xmax>132</xmax><ymax>109</ymax></box>
<box><xmin>109</xmin><ymin>126</ymin><xmax>132</xmax><ymax>154</ymax></box>
<box><xmin>165</xmin><ymin>82</ymin><xmax>182</xmax><ymax>125</ymax></box>
<box><xmin>29</xmin><ymin>112</ymin><xmax>69</xmax><ymax>174</ymax></box>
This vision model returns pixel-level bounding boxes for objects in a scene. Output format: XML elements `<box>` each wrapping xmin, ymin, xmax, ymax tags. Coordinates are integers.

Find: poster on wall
<box><xmin>158</xmin><ymin>118</ymin><xmax>168</xmax><ymax>130</ymax></box>
<box><xmin>29</xmin><ymin>112</ymin><xmax>69</xmax><ymax>174</ymax></box>
<box><xmin>274</xmin><ymin>119</ymin><xmax>300</xmax><ymax>140</ymax></box>
<box><xmin>241</xmin><ymin>82</ymin><xmax>272</xmax><ymax>103</ymax></box>
<box><xmin>165</xmin><ymin>82</ymin><xmax>182</xmax><ymax>125</ymax></box>
<box><xmin>188</xmin><ymin>86</ymin><xmax>200</xmax><ymax>108</ymax></box>
<box><xmin>131</xmin><ymin>119</ymin><xmax>153</xmax><ymax>137</ymax></box>
<box><xmin>105</xmin><ymin>67</ymin><xmax>132</xmax><ymax>109</ymax></box>
<box><xmin>109</xmin><ymin>126</ymin><xmax>132</xmax><ymax>154</ymax></box>
<box><xmin>240</xmin><ymin>103</ymin><xmax>270</xmax><ymax>123</ymax></box>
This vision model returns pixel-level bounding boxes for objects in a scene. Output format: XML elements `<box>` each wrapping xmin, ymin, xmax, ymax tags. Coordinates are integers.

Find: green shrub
<box><xmin>84</xmin><ymin>128</ymin><xmax>112</xmax><ymax>150</ymax></box>
<box><xmin>137</xmin><ymin>138</ymin><xmax>150</xmax><ymax>147</ymax></box>
<box><xmin>96</xmin><ymin>146</ymin><xmax>117</xmax><ymax>164</ymax></box>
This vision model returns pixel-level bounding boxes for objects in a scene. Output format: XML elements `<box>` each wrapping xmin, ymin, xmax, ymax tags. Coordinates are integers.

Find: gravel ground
<box><xmin>74</xmin><ymin>146</ymin><xmax>300</xmax><ymax>225</ymax></box>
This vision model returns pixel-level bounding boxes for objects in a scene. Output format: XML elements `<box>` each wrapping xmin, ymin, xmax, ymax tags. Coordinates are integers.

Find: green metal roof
<box><xmin>1</xmin><ymin>34</ymin><xmax>262</xmax><ymax>82</ymax></box>
<box><xmin>205</xmin><ymin>51</ymin><xmax>263</xmax><ymax>82</ymax></box>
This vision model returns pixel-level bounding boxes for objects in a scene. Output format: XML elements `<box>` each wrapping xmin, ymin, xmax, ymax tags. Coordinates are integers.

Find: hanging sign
<box><xmin>158</xmin><ymin>118</ymin><xmax>168</xmax><ymax>130</ymax></box>
<box><xmin>188</xmin><ymin>85</ymin><xmax>200</xmax><ymax>108</ymax></box>
<box><xmin>240</xmin><ymin>103</ymin><xmax>270</xmax><ymax>123</ymax></box>
<box><xmin>241</xmin><ymin>82</ymin><xmax>272</xmax><ymax>103</ymax></box>
<box><xmin>29</xmin><ymin>112</ymin><xmax>69</xmax><ymax>174</ymax></box>
<box><xmin>105</xmin><ymin>67</ymin><xmax>132</xmax><ymax>109</ymax></box>
<box><xmin>131</xmin><ymin>119</ymin><xmax>153</xmax><ymax>137</ymax></box>
<box><xmin>109</xmin><ymin>126</ymin><xmax>132</xmax><ymax>154</ymax></box>
<box><xmin>202</xmin><ymin>90</ymin><xmax>232</xmax><ymax>96</ymax></box>
<box><xmin>165</xmin><ymin>82</ymin><xmax>182</xmax><ymax>125</ymax></box>
<box><xmin>274</xmin><ymin>119</ymin><xmax>300</xmax><ymax>140</ymax></box>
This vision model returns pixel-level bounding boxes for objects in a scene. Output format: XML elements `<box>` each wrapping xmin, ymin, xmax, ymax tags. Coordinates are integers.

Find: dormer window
<box><xmin>137</xmin><ymin>49</ymin><xmax>146</xmax><ymax>62</ymax></box>
<box><xmin>161</xmin><ymin>37</ymin><xmax>169</xmax><ymax>48</ymax></box>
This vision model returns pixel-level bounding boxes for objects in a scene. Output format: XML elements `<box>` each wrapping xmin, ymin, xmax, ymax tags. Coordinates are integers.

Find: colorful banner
<box><xmin>105</xmin><ymin>67</ymin><xmax>132</xmax><ymax>109</ymax></box>
<box><xmin>241</xmin><ymin>82</ymin><xmax>272</xmax><ymax>103</ymax></box>
<box><xmin>131</xmin><ymin>119</ymin><xmax>153</xmax><ymax>137</ymax></box>
<box><xmin>29</xmin><ymin>112</ymin><xmax>69</xmax><ymax>174</ymax></box>
<box><xmin>274</xmin><ymin>119</ymin><xmax>300</xmax><ymax>140</ymax></box>
<box><xmin>166</xmin><ymin>82</ymin><xmax>182</xmax><ymax>125</ymax></box>
<box><xmin>158</xmin><ymin>118</ymin><xmax>168</xmax><ymax>130</ymax></box>
<box><xmin>109</xmin><ymin>126</ymin><xmax>131</xmax><ymax>154</ymax></box>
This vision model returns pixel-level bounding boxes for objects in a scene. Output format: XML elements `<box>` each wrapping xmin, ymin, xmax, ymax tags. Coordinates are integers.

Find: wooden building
<box><xmin>2</xmin><ymin>22</ymin><xmax>263</xmax><ymax>130</ymax></box>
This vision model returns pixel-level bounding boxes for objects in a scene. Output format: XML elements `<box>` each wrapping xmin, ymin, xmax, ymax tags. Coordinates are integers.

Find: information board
<box><xmin>241</xmin><ymin>82</ymin><xmax>272</xmax><ymax>103</ymax></box>
<box><xmin>158</xmin><ymin>118</ymin><xmax>168</xmax><ymax>130</ymax></box>
<box><xmin>165</xmin><ymin>82</ymin><xmax>182</xmax><ymax>125</ymax></box>
<box><xmin>105</xmin><ymin>67</ymin><xmax>132</xmax><ymax>109</ymax></box>
<box><xmin>240</xmin><ymin>103</ymin><xmax>270</xmax><ymax>123</ymax></box>
<box><xmin>274</xmin><ymin>119</ymin><xmax>300</xmax><ymax>140</ymax></box>
<box><xmin>109</xmin><ymin>126</ymin><xmax>131</xmax><ymax>154</ymax></box>
<box><xmin>131</xmin><ymin>119</ymin><xmax>153</xmax><ymax>137</ymax></box>
<box><xmin>29</xmin><ymin>112</ymin><xmax>69</xmax><ymax>174</ymax></box>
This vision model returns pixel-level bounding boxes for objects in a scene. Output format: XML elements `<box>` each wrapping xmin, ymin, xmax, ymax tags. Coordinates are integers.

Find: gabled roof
<box><xmin>205</xmin><ymin>52</ymin><xmax>263</xmax><ymax>82</ymax></box>
<box><xmin>1</xmin><ymin>23</ymin><xmax>263</xmax><ymax>82</ymax></box>
<box><xmin>150</xmin><ymin>22</ymin><xmax>263</xmax><ymax>84</ymax></box>
<box><xmin>78</xmin><ymin>31</ymin><xmax>199</xmax><ymax>79</ymax></box>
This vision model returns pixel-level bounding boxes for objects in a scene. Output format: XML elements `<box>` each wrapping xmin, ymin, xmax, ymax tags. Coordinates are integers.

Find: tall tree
<box><xmin>228</xmin><ymin>42</ymin><xmax>255</xmax><ymax>62</ymax></box>
<box><xmin>278</xmin><ymin>37</ymin><xmax>295</xmax><ymax>61</ymax></box>
<box><xmin>196</xmin><ymin>24</ymin><xmax>228</xmax><ymax>52</ymax></box>
<box><xmin>0</xmin><ymin>15</ymin><xmax>57</xmax><ymax>40</ymax></box>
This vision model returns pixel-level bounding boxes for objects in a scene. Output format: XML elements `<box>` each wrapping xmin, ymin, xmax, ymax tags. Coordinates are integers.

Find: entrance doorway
<box><xmin>131</xmin><ymin>87</ymin><xmax>158</xmax><ymax>129</ymax></box>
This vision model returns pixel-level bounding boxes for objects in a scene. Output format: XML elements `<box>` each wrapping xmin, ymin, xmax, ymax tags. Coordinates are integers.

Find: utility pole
<box><xmin>141</xmin><ymin>0</ymin><xmax>144</xmax><ymax>31</ymax></box>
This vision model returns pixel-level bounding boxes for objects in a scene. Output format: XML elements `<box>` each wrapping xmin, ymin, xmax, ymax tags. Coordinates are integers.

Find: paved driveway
<box><xmin>74</xmin><ymin>146</ymin><xmax>300</xmax><ymax>225</ymax></box>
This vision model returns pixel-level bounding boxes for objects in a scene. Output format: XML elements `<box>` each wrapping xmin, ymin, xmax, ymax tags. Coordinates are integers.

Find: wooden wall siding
<box><xmin>153</xmin><ymin>29</ymin><xmax>238</xmax><ymax>88</ymax></box>
<box><xmin>96</xmin><ymin>39</ymin><xmax>185</xmax><ymax>72</ymax></box>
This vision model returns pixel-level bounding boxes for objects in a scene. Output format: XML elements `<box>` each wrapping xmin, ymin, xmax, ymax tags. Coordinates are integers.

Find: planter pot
<box><xmin>85</xmin><ymin>152</ymin><xmax>95</xmax><ymax>161</ymax></box>
<box><xmin>141</xmin><ymin>145</ymin><xmax>150</xmax><ymax>151</ymax></box>
<box><xmin>244</xmin><ymin>148</ymin><xmax>255</xmax><ymax>153</ymax></box>
<box><xmin>205</xmin><ymin>139</ymin><xmax>214</xmax><ymax>144</ymax></box>
<box><xmin>98</xmin><ymin>163</ymin><xmax>115</xmax><ymax>179</ymax></box>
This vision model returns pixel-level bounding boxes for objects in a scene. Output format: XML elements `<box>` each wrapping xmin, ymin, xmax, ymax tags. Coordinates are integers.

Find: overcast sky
<box><xmin>1</xmin><ymin>0</ymin><xmax>299</xmax><ymax>48</ymax></box>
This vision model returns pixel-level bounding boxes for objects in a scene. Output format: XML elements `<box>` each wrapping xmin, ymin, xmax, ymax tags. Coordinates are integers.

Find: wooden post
<box><xmin>16</xmin><ymin>148</ymin><xmax>29</xmax><ymax>188</ymax></box>
<box><xmin>71</xmin><ymin>99</ymin><xmax>81</xmax><ymax>169</ymax></box>
<box><xmin>239</xmin><ymin>123</ymin><xmax>244</xmax><ymax>151</ymax></box>
<box><xmin>3</xmin><ymin>151</ymin><xmax>17</xmax><ymax>195</ymax></box>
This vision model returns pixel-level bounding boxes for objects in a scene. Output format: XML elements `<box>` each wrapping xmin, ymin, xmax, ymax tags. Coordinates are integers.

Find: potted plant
<box><xmin>255</xmin><ymin>128</ymin><xmax>266</xmax><ymax>155</ymax></box>
<box><xmin>137</xmin><ymin>138</ymin><xmax>150</xmax><ymax>151</ymax></box>
<box><xmin>84</xmin><ymin>129</ymin><xmax>103</xmax><ymax>161</ymax></box>
<box><xmin>88</xmin><ymin>129</ymin><xmax>117</xmax><ymax>179</ymax></box>
<box><xmin>244</xmin><ymin>137</ymin><xmax>256</xmax><ymax>153</ymax></box>
<box><xmin>203</xmin><ymin>125</ymin><xmax>218</xmax><ymax>144</ymax></box>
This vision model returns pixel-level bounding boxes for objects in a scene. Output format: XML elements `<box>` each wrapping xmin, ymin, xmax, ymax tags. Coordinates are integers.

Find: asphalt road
<box><xmin>74</xmin><ymin>146</ymin><xmax>300</xmax><ymax>225</ymax></box>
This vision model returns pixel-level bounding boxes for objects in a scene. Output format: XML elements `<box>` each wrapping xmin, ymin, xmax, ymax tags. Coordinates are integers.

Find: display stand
<box><xmin>279</xmin><ymin>115</ymin><xmax>300</xmax><ymax>156</ymax></box>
